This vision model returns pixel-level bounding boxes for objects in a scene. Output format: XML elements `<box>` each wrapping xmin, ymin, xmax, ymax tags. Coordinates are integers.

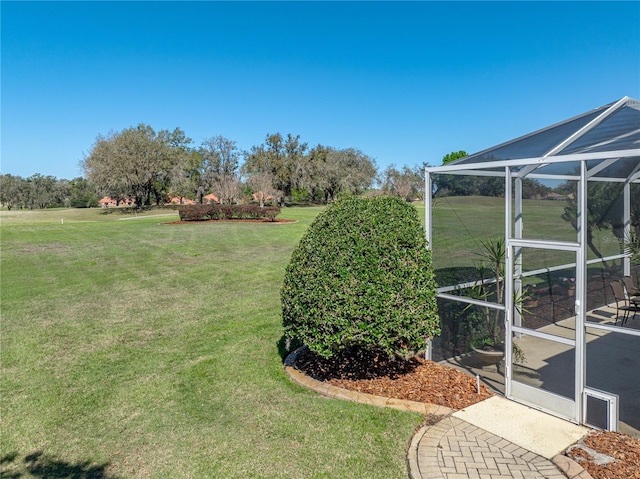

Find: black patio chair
<box><xmin>622</xmin><ymin>276</ymin><xmax>640</xmax><ymax>301</ymax></box>
<box><xmin>610</xmin><ymin>280</ymin><xmax>640</xmax><ymax>326</ymax></box>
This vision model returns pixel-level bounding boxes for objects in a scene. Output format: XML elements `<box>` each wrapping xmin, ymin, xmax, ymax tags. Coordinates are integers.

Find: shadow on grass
<box><xmin>0</xmin><ymin>451</ymin><xmax>120</xmax><ymax>479</ymax></box>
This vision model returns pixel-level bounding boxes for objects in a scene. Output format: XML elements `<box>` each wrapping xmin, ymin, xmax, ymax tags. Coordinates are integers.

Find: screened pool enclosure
<box><xmin>424</xmin><ymin>96</ymin><xmax>640</xmax><ymax>436</ymax></box>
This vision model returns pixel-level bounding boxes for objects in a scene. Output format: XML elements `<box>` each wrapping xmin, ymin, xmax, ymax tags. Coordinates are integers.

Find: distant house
<box><xmin>252</xmin><ymin>191</ymin><xmax>273</xmax><ymax>202</ymax></box>
<box><xmin>99</xmin><ymin>194</ymin><xmax>218</xmax><ymax>207</ymax></box>
<box><xmin>204</xmin><ymin>193</ymin><xmax>220</xmax><ymax>204</ymax></box>
<box><xmin>99</xmin><ymin>196</ymin><xmax>134</xmax><ymax>207</ymax></box>
<box><xmin>168</xmin><ymin>196</ymin><xmax>196</xmax><ymax>205</ymax></box>
<box><xmin>544</xmin><ymin>192</ymin><xmax>573</xmax><ymax>201</ymax></box>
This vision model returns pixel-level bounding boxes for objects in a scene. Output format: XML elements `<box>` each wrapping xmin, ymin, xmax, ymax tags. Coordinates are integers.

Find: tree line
<box><xmin>0</xmin><ymin>174</ymin><xmax>98</xmax><ymax>210</ymax></box>
<box><xmin>81</xmin><ymin>124</ymin><xmax>386</xmax><ymax>208</ymax></box>
<box><xmin>1</xmin><ymin>123</ymin><xmax>556</xmax><ymax>210</ymax></box>
<box><xmin>1</xmin><ymin>124</ymin><xmax>426</xmax><ymax>210</ymax></box>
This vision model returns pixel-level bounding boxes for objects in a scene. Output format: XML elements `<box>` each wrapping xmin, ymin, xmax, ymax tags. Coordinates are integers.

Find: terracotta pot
<box><xmin>472</xmin><ymin>345</ymin><xmax>505</xmax><ymax>366</ymax></box>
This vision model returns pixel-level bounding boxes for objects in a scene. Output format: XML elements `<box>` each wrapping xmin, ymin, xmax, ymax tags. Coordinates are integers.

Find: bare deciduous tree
<box><xmin>198</xmin><ymin>136</ymin><xmax>241</xmax><ymax>204</ymax></box>
<box><xmin>248</xmin><ymin>172</ymin><xmax>280</xmax><ymax>208</ymax></box>
<box><xmin>381</xmin><ymin>164</ymin><xmax>422</xmax><ymax>201</ymax></box>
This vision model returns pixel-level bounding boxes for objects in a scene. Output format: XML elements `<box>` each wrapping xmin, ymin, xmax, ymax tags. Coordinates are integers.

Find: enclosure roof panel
<box><xmin>455</xmin><ymin>106</ymin><xmax>611</xmax><ymax>164</ymax></box>
<box><xmin>559</xmin><ymin>105</ymin><xmax>640</xmax><ymax>155</ymax></box>
<box><xmin>435</xmin><ymin>97</ymin><xmax>640</xmax><ymax>180</ymax></box>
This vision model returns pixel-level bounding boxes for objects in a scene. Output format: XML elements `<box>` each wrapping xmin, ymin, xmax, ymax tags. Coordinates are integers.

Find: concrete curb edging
<box><xmin>283</xmin><ymin>346</ymin><xmax>454</xmax><ymax>416</ymax></box>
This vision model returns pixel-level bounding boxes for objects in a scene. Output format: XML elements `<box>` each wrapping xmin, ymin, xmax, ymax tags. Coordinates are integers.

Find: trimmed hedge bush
<box><xmin>178</xmin><ymin>204</ymin><xmax>280</xmax><ymax>221</ymax></box>
<box><xmin>281</xmin><ymin>196</ymin><xmax>439</xmax><ymax>359</ymax></box>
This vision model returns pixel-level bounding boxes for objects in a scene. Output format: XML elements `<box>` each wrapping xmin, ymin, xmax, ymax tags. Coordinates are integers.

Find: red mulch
<box><xmin>293</xmin><ymin>347</ymin><xmax>493</xmax><ymax>410</ymax></box>
<box><xmin>567</xmin><ymin>430</ymin><xmax>640</xmax><ymax>479</ymax></box>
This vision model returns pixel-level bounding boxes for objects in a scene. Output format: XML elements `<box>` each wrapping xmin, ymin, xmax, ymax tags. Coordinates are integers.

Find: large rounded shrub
<box><xmin>281</xmin><ymin>196</ymin><xmax>439</xmax><ymax>358</ymax></box>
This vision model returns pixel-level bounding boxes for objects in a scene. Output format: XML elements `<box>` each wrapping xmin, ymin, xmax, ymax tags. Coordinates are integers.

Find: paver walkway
<box><xmin>408</xmin><ymin>416</ymin><xmax>573</xmax><ymax>479</ymax></box>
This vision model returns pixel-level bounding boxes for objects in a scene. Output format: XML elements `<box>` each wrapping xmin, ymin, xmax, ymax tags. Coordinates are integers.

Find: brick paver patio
<box><xmin>408</xmin><ymin>416</ymin><xmax>570</xmax><ymax>479</ymax></box>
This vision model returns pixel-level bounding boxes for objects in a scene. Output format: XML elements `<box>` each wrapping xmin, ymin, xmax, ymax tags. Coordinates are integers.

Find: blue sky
<box><xmin>2</xmin><ymin>1</ymin><xmax>639</xmax><ymax>180</ymax></box>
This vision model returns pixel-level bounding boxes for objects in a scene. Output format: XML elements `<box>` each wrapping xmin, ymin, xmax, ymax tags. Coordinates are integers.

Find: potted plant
<box><xmin>470</xmin><ymin>316</ymin><xmax>505</xmax><ymax>366</ymax></box>
<box><xmin>467</xmin><ymin>238</ymin><xmax>505</xmax><ymax>366</ymax></box>
<box><xmin>467</xmin><ymin>238</ymin><xmax>525</xmax><ymax>366</ymax></box>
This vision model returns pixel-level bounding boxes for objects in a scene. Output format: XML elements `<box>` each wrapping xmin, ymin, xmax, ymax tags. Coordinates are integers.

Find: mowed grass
<box><xmin>1</xmin><ymin>197</ymin><xmax>623</xmax><ymax>478</ymax></box>
<box><xmin>1</xmin><ymin>207</ymin><xmax>422</xmax><ymax>479</ymax></box>
<box><xmin>428</xmin><ymin>196</ymin><xmax>623</xmax><ymax>272</ymax></box>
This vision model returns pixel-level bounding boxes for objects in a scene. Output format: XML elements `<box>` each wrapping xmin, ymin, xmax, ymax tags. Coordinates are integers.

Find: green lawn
<box><xmin>428</xmin><ymin>196</ymin><xmax>623</xmax><ymax>273</ymax></box>
<box><xmin>1</xmin><ymin>207</ymin><xmax>422</xmax><ymax>479</ymax></box>
<box><xmin>0</xmin><ymin>198</ymin><xmax>624</xmax><ymax>478</ymax></box>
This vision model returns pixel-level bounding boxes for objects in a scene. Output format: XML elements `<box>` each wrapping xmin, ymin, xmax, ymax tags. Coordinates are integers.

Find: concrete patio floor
<box><xmin>440</xmin><ymin>304</ymin><xmax>640</xmax><ymax>438</ymax></box>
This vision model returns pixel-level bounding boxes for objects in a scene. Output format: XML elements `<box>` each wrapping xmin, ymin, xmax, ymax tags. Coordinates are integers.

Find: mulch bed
<box><xmin>567</xmin><ymin>430</ymin><xmax>640</xmax><ymax>479</ymax></box>
<box><xmin>293</xmin><ymin>347</ymin><xmax>639</xmax><ymax>479</ymax></box>
<box><xmin>293</xmin><ymin>347</ymin><xmax>493</xmax><ymax>410</ymax></box>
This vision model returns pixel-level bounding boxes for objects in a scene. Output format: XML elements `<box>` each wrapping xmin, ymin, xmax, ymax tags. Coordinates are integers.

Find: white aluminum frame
<box><xmin>505</xmin><ymin>239</ymin><xmax>580</xmax><ymax>423</ymax></box>
<box><xmin>424</xmin><ymin>96</ymin><xmax>640</xmax><ymax>428</ymax></box>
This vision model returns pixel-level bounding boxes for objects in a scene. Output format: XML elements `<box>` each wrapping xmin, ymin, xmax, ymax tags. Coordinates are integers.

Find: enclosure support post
<box><xmin>425</xmin><ymin>170</ymin><xmax>432</xmax><ymax>247</ymax></box>
<box><xmin>504</xmin><ymin>167</ymin><xmax>513</xmax><ymax>397</ymax></box>
<box><xmin>576</xmin><ymin>160</ymin><xmax>588</xmax><ymax>424</ymax></box>
<box><xmin>425</xmin><ymin>169</ymin><xmax>433</xmax><ymax>361</ymax></box>
<box><xmin>514</xmin><ymin>176</ymin><xmax>523</xmax><ymax>331</ymax></box>
<box><xmin>623</xmin><ymin>182</ymin><xmax>631</xmax><ymax>277</ymax></box>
